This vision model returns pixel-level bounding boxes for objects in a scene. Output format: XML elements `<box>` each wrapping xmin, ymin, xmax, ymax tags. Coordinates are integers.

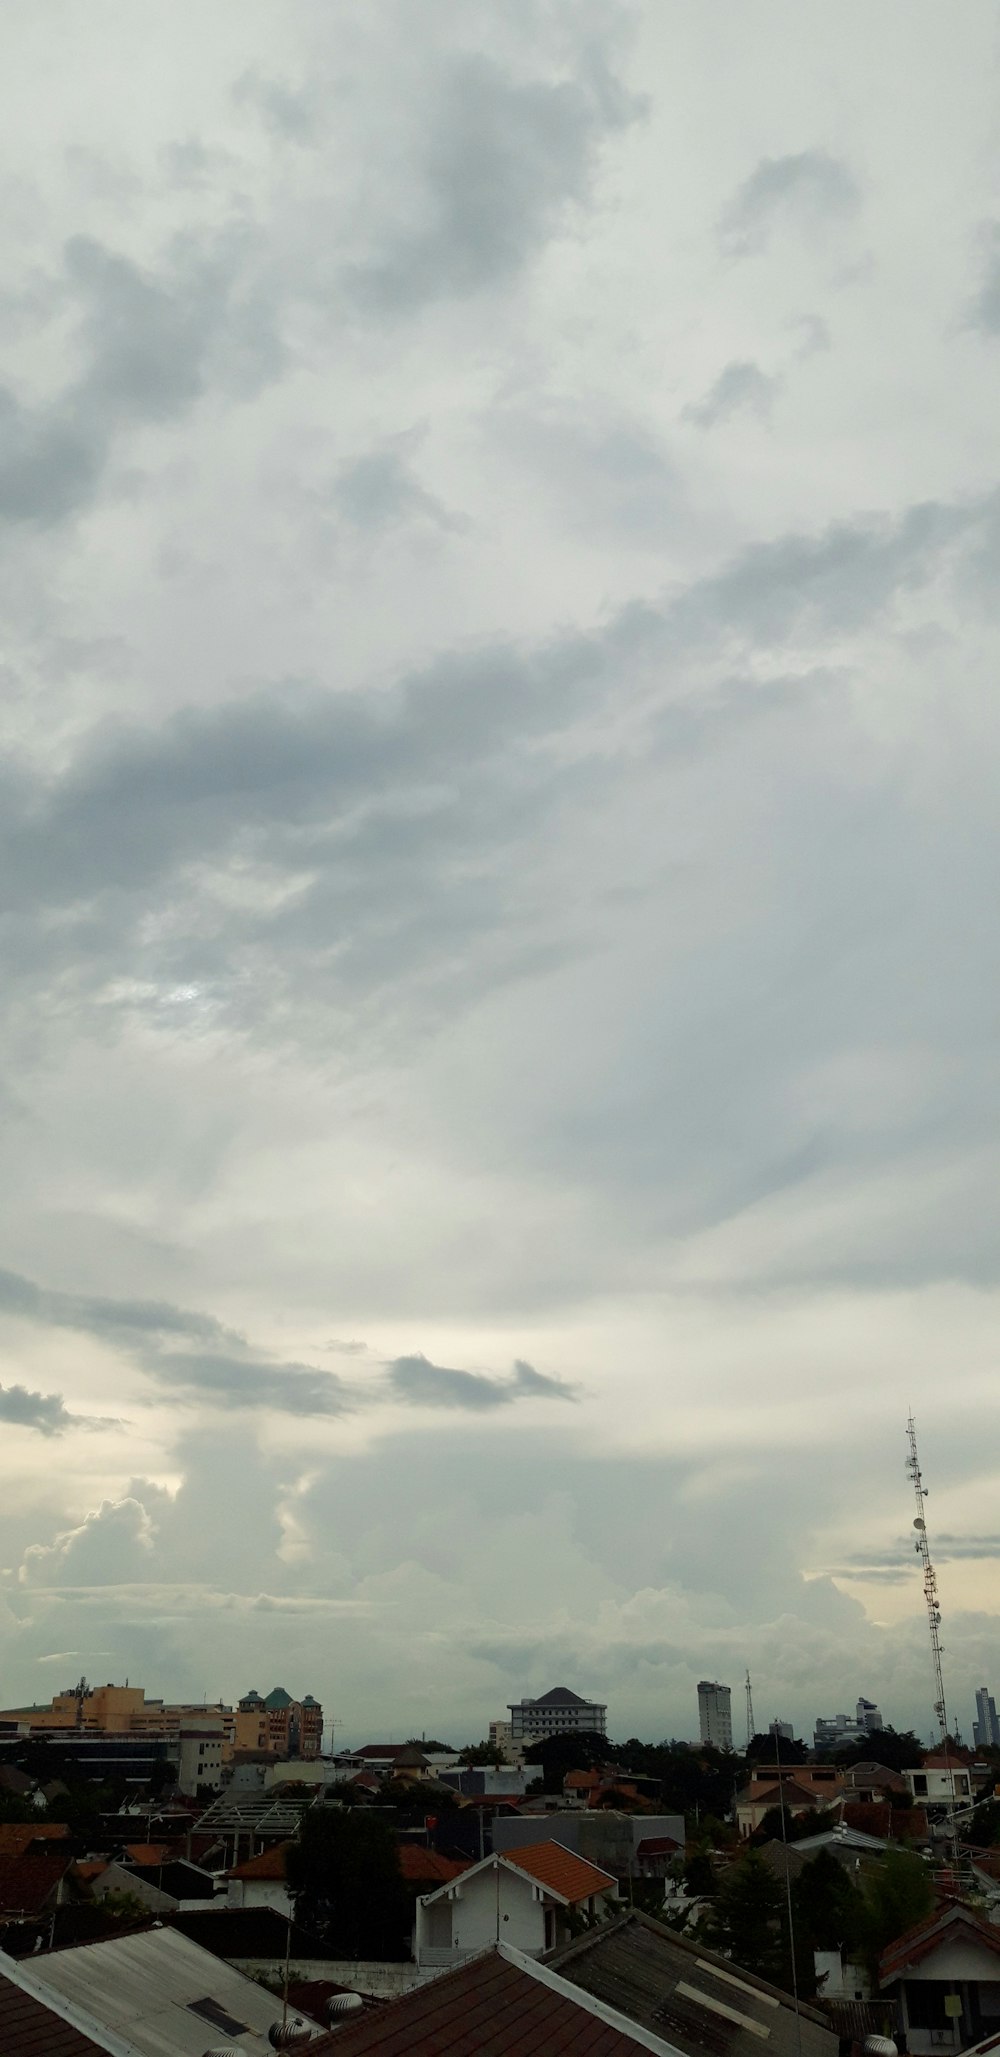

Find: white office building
<box><xmin>697</xmin><ymin>1680</ymin><xmax>733</xmax><ymax>1751</ymax></box>
<box><xmin>507</xmin><ymin>1687</ymin><xmax>607</xmax><ymax>1745</ymax></box>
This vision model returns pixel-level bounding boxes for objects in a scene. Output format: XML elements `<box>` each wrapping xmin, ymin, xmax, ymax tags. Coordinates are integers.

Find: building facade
<box><xmin>507</xmin><ymin>1687</ymin><xmax>607</xmax><ymax>1745</ymax></box>
<box><xmin>697</xmin><ymin>1681</ymin><xmax>733</xmax><ymax>1751</ymax></box>
<box><xmin>234</xmin><ymin>1688</ymin><xmax>323</xmax><ymax>1757</ymax></box>
<box><xmin>813</xmin><ymin>1698</ymin><xmax>883</xmax><ymax>1753</ymax></box>
<box><xmin>974</xmin><ymin>1686</ymin><xmax>1000</xmax><ymax>1750</ymax></box>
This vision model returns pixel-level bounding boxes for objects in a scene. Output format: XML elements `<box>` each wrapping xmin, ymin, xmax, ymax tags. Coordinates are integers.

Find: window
<box><xmin>912</xmin><ymin>1775</ymin><xmax>928</xmax><ymax>1795</ymax></box>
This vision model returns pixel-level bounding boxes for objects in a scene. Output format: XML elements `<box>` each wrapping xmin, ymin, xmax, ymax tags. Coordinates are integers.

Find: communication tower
<box><xmin>905</xmin><ymin>1414</ymin><xmax>950</xmax><ymax>1745</ymax></box>
<box><xmin>744</xmin><ymin>1669</ymin><xmax>755</xmax><ymax>1751</ymax></box>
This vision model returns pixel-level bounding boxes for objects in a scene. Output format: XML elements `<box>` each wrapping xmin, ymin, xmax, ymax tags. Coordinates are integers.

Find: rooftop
<box><xmin>0</xmin><ymin>1850</ymin><xmax>73</xmax><ymax>1917</ymax></box>
<box><xmin>880</xmin><ymin>1901</ymin><xmax>1000</xmax><ymax>1985</ymax></box>
<box><xmin>0</xmin><ymin>1956</ymin><xmax>111</xmax><ymax>2057</ymax></box>
<box><xmin>502</xmin><ymin>1840</ymin><xmax>619</xmax><ymax>1906</ymax></box>
<box><xmin>15</xmin><ymin>1922</ymin><xmax>295</xmax><ymax>2055</ymax></box>
<box><xmin>302</xmin><ymin>1942</ymin><xmax>681</xmax><ymax>2054</ymax></box>
<box><xmin>549</xmin><ymin>1907</ymin><xmax>838</xmax><ymax>2057</ymax></box>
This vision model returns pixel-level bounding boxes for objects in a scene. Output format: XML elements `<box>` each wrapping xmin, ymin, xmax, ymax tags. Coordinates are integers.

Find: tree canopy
<box><xmin>285</xmin><ymin>1807</ymin><xmax>411</xmax><ymax>1960</ymax></box>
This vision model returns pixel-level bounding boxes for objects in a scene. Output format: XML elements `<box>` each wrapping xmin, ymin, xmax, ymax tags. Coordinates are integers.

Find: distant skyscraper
<box><xmin>974</xmin><ymin>1686</ymin><xmax>1000</xmax><ymax>1750</ymax></box>
<box><xmin>697</xmin><ymin>1680</ymin><xmax>733</xmax><ymax>1751</ymax></box>
<box><xmin>769</xmin><ymin>1718</ymin><xmax>794</xmax><ymax>1741</ymax></box>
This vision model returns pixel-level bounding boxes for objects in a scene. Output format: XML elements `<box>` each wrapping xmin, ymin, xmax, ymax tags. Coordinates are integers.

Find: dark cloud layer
<box><xmin>0</xmin><ymin>1380</ymin><xmax>116</xmax><ymax>1437</ymax></box>
<box><xmin>388</xmin><ymin>1354</ymin><xmax>578</xmax><ymax>1409</ymax></box>
<box><xmin>720</xmin><ymin>149</ymin><xmax>860</xmax><ymax>255</ymax></box>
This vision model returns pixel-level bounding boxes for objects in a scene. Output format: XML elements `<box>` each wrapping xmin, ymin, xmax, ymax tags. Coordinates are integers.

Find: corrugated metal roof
<box><xmin>20</xmin><ymin>1923</ymin><xmax>291</xmax><ymax>2054</ymax></box>
<box><xmin>550</xmin><ymin>1909</ymin><xmax>838</xmax><ymax>2057</ymax></box>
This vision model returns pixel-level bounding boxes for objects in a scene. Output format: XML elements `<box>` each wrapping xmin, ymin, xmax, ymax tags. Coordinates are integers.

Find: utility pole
<box><xmin>906</xmin><ymin>1414</ymin><xmax>961</xmax><ymax>1874</ymax></box>
<box><xmin>744</xmin><ymin>1670</ymin><xmax>755</xmax><ymax>1752</ymax></box>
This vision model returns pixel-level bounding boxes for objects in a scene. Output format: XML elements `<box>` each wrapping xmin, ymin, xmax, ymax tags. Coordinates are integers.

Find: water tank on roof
<box><xmin>328</xmin><ymin>1994</ymin><xmax>365</xmax><ymax>2020</ymax></box>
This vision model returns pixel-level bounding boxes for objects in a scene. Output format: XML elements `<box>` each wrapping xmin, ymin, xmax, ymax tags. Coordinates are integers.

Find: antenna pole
<box><xmin>906</xmin><ymin>1414</ymin><xmax>960</xmax><ymax>1874</ymax></box>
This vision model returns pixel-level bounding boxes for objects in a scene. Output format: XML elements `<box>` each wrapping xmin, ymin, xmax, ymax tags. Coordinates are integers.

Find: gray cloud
<box><xmin>333</xmin><ymin>444</ymin><xmax>464</xmax><ymax>533</ymax></box>
<box><xmin>720</xmin><ymin>149</ymin><xmax>859</xmax><ymax>255</ymax></box>
<box><xmin>345</xmin><ymin>51</ymin><xmax>641</xmax><ymax>313</ymax></box>
<box><xmin>684</xmin><ymin>360</ymin><xmax>779</xmax><ymax>428</ymax></box>
<box><xmin>143</xmin><ymin>1349</ymin><xmax>355</xmax><ymax>1416</ymax></box>
<box><xmin>387</xmin><ymin>1353</ymin><xmax>578</xmax><ymax>1409</ymax></box>
<box><xmin>0</xmin><ymin>229</ymin><xmax>283</xmax><ymax>527</ymax></box>
<box><xmin>969</xmin><ymin>224</ymin><xmax>1000</xmax><ymax>333</ymax></box>
<box><xmin>0</xmin><ymin>1380</ymin><xmax>117</xmax><ymax>1437</ymax></box>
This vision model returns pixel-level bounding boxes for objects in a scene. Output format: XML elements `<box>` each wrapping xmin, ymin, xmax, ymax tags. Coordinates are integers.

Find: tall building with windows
<box><xmin>974</xmin><ymin>1686</ymin><xmax>1000</xmax><ymax>1749</ymax></box>
<box><xmin>507</xmin><ymin>1687</ymin><xmax>607</xmax><ymax>1746</ymax></box>
<box><xmin>697</xmin><ymin>1680</ymin><xmax>733</xmax><ymax>1750</ymax></box>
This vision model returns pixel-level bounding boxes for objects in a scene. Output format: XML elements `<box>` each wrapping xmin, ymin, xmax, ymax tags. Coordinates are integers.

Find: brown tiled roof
<box><xmin>228</xmin><ymin>1837</ymin><xmax>291</xmax><ymax>1879</ymax></box>
<box><xmin>739</xmin><ymin>1778</ymin><xmax>827</xmax><ymax>1809</ymax></box>
<box><xmin>0</xmin><ymin>1851</ymin><xmax>72</xmax><ymax>1916</ymax></box>
<box><xmin>502</xmin><ymin>1841</ymin><xmax>617</xmax><ymax>1905</ymax></box>
<box><xmin>841</xmin><ymin>1801</ymin><xmax>928</xmax><ymax>1839</ymax></box>
<box><xmin>121</xmin><ymin>1842</ymin><xmax>174</xmax><ymax>1865</ymax></box>
<box><xmin>0</xmin><ymin>1965</ymin><xmax>109</xmax><ymax>2057</ymax></box>
<box><xmin>634</xmin><ymin>1836</ymin><xmax>682</xmax><ymax>1858</ymax></box>
<box><xmin>398</xmin><ymin>1845</ymin><xmax>470</xmax><ymax>1883</ymax></box>
<box><xmin>880</xmin><ymin>1902</ymin><xmax>1000</xmax><ymax>1984</ymax></box>
<box><xmin>303</xmin><ymin>1947</ymin><xmax>660</xmax><ymax>2054</ymax></box>
<box><xmin>73</xmin><ymin>1862</ymin><xmax>108</xmax><ymax>1883</ymax></box>
<box><xmin>0</xmin><ymin>1823</ymin><xmax>72</xmax><ymax>1855</ymax></box>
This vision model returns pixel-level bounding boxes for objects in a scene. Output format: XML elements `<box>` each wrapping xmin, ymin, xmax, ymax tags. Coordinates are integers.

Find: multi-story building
<box><xmin>489</xmin><ymin>1719</ymin><xmax>520</xmax><ymax>1764</ymax></box>
<box><xmin>507</xmin><ymin>1687</ymin><xmax>607</xmax><ymax>1747</ymax></box>
<box><xmin>0</xmin><ymin>1681</ymin><xmax>235</xmax><ymax>1746</ymax></box>
<box><xmin>697</xmin><ymin>1681</ymin><xmax>733</xmax><ymax>1751</ymax></box>
<box><xmin>813</xmin><ymin>1697</ymin><xmax>883</xmax><ymax>1753</ymax></box>
<box><xmin>234</xmin><ymin>1688</ymin><xmax>323</xmax><ymax>1758</ymax></box>
<box><xmin>769</xmin><ymin>1719</ymin><xmax>794</xmax><ymax>1741</ymax></box>
<box><xmin>974</xmin><ymin>1686</ymin><xmax>1000</xmax><ymax>1750</ymax></box>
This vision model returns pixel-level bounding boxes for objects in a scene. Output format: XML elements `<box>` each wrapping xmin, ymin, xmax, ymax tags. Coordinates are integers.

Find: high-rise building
<box><xmin>769</xmin><ymin>1718</ymin><xmax>794</xmax><ymax>1741</ymax></box>
<box><xmin>974</xmin><ymin>1686</ymin><xmax>1000</xmax><ymax>1750</ymax></box>
<box><xmin>507</xmin><ymin>1687</ymin><xmax>607</xmax><ymax>1746</ymax></box>
<box><xmin>697</xmin><ymin>1681</ymin><xmax>733</xmax><ymax>1751</ymax></box>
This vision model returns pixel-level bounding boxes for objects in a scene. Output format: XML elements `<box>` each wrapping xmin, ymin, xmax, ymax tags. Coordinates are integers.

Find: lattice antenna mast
<box><xmin>745</xmin><ymin>1669</ymin><xmax>755</xmax><ymax>1752</ymax></box>
<box><xmin>906</xmin><ymin>1413</ymin><xmax>950</xmax><ymax>1747</ymax></box>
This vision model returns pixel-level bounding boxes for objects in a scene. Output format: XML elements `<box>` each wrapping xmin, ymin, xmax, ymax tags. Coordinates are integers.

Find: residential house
<box><xmin>413</xmin><ymin>1841</ymin><xmax>618</xmax><ymax>1966</ymax></box>
<box><xmin>227</xmin><ymin>1838</ymin><xmax>294</xmax><ymax>1917</ymax></box>
<box><xmin>736</xmin><ymin>1773</ymin><xmax>843</xmax><ymax>1838</ymax></box>
<box><xmin>548</xmin><ymin>1905</ymin><xmax>839</xmax><ymax>2057</ymax></box>
<box><xmin>879</xmin><ymin>1900</ymin><xmax>1000</xmax><ymax>2053</ymax></box>
<box><xmin>299</xmin><ymin>1940</ymin><xmax>693</xmax><ymax>2055</ymax></box>
<box><xmin>92</xmin><ymin>1858</ymin><xmax>219</xmax><ymax>1914</ymax></box>
<box><xmin>0</xmin><ymin>1848</ymin><xmax>76</xmax><ymax>1925</ymax></box>
<box><xmin>906</xmin><ymin>1757</ymin><xmax>974</xmax><ymax>1811</ymax></box>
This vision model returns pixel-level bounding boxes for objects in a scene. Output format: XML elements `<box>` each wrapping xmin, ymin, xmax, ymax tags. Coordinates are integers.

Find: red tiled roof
<box><xmin>73</xmin><ymin>1861</ymin><xmax>109</xmax><ymax>1883</ymax></box>
<box><xmin>122</xmin><ymin>1842</ymin><xmax>175</xmax><ymax>1864</ymax></box>
<box><xmin>0</xmin><ymin>1823</ymin><xmax>71</xmax><ymax>1855</ymax></box>
<box><xmin>565</xmin><ymin>1769</ymin><xmax>601</xmax><ymax>1789</ymax></box>
<box><xmin>880</xmin><ymin>1902</ymin><xmax>1000</xmax><ymax>1984</ymax></box>
<box><xmin>0</xmin><ymin>1965</ymin><xmax>109</xmax><ymax>2057</ymax></box>
<box><xmin>303</xmin><ymin>1947</ymin><xmax>657</xmax><ymax>2054</ymax></box>
<box><xmin>0</xmin><ymin>1850</ymin><xmax>72</xmax><ymax>1916</ymax></box>
<box><xmin>635</xmin><ymin>1837</ymin><xmax>682</xmax><ymax>1858</ymax></box>
<box><xmin>228</xmin><ymin>1838</ymin><xmax>292</xmax><ymax>1880</ymax></box>
<box><xmin>841</xmin><ymin>1802</ymin><xmax>928</xmax><ymax>1839</ymax></box>
<box><xmin>398</xmin><ymin>1845</ymin><xmax>470</xmax><ymax>1883</ymax></box>
<box><xmin>502</xmin><ymin>1841</ymin><xmax>618</xmax><ymax>1905</ymax></box>
<box><xmin>740</xmin><ymin>1779</ymin><xmax>827</xmax><ymax>1808</ymax></box>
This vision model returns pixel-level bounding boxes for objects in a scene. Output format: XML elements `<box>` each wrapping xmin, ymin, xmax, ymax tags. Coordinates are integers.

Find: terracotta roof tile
<box><xmin>228</xmin><ymin>1837</ymin><xmax>292</xmax><ymax>1879</ymax></box>
<box><xmin>0</xmin><ymin>1823</ymin><xmax>72</xmax><ymax>1855</ymax></box>
<box><xmin>0</xmin><ymin>1851</ymin><xmax>72</xmax><ymax>1916</ymax></box>
<box><xmin>880</xmin><ymin>1902</ymin><xmax>1000</xmax><ymax>1983</ymax></box>
<box><xmin>398</xmin><ymin>1845</ymin><xmax>470</xmax><ymax>1883</ymax></box>
<box><xmin>502</xmin><ymin>1840</ymin><xmax>618</xmax><ymax>1905</ymax></box>
<box><xmin>303</xmin><ymin>1948</ymin><xmax>655</xmax><ymax>2054</ymax></box>
<box><xmin>0</xmin><ymin>1966</ymin><xmax>109</xmax><ymax>2057</ymax></box>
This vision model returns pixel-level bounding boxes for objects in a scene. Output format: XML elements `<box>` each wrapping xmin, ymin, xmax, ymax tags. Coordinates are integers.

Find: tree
<box><xmin>856</xmin><ymin>1849</ymin><xmax>933</xmax><ymax>1976</ymax></box>
<box><xmin>747</xmin><ymin>1733</ymin><xmax>809</xmax><ymax>1767</ymax></box>
<box><xmin>459</xmin><ymin>1742</ymin><xmax>503</xmax><ymax>1768</ymax></box>
<box><xmin>755</xmin><ymin>1805</ymin><xmax>839</xmax><ymax>1845</ymax></box>
<box><xmin>684</xmin><ymin>1846</ymin><xmax>717</xmax><ymax>1897</ymax></box>
<box><xmin>285</xmin><ymin>1809</ymin><xmax>411</xmax><ymax>1961</ymax></box>
<box><xmin>968</xmin><ymin>1798</ymin><xmax>1000</xmax><ymax>1848</ymax></box>
<box><xmin>793</xmin><ymin>1851</ymin><xmax>864</xmax><ymax>1953</ymax></box>
<box><xmin>522</xmin><ymin>1729</ymin><xmax>608</xmax><ymax>1794</ymax></box>
<box><xmin>708</xmin><ymin>1851</ymin><xmax>789</xmax><ymax>1984</ymax></box>
<box><xmin>831</xmin><ymin>1729</ymin><xmax>923</xmax><ymax>1775</ymax></box>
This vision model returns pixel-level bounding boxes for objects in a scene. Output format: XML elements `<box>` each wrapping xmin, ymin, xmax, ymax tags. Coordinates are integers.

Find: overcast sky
<box><xmin>1</xmin><ymin>1</ymin><xmax>999</xmax><ymax>1749</ymax></box>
